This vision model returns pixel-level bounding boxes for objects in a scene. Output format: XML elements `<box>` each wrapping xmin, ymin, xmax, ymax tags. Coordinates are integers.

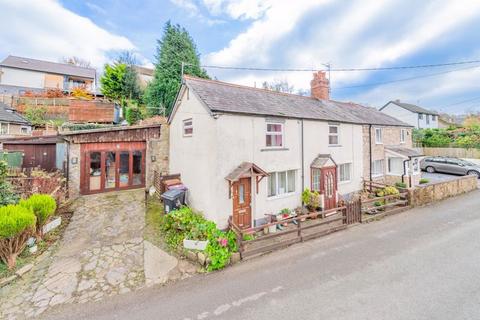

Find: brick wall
<box><xmin>362</xmin><ymin>125</ymin><xmax>413</xmax><ymax>181</ymax></box>
<box><xmin>146</xmin><ymin>123</ymin><xmax>170</xmax><ymax>186</ymax></box>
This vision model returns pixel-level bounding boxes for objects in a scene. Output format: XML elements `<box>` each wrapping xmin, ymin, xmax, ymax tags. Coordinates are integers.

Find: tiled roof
<box><xmin>0</xmin><ymin>102</ymin><xmax>30</xmax><ymax>125</ymax></box>
<box><xmin>382</xmin><ymin>100</ymin><xmax>439</xmax><ymax>115</ymax></box>
<box><xmin>0</xmin><ymin>55</ymin><xmax>96</xmax><ymax>79</ymax></box>
<box><xmin>183</xmin><ymin>76</ymin><xmax>412</xmax><ymax>127</ymax></box>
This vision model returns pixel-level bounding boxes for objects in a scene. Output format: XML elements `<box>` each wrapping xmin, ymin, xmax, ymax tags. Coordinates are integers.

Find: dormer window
<box><xmin>266</xmin><ymin>122</ymin><xmax>283</xmax><ymax>147</ymax></box>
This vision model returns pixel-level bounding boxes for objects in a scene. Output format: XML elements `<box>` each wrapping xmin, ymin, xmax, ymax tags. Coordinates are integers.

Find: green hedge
<box><xmin>160</xmin><ymin>207</ymin><xmax>237</xmax><ymax>271</ymax></box>
<box><xmin>0</xmin><ymin>205</ymin><xmax>36</xmax><ymax>239</ymax></box>
<box><xmin>19</xmin><ymin>194</ymin><xmax>56</xmax><ymax>238</ymax></box>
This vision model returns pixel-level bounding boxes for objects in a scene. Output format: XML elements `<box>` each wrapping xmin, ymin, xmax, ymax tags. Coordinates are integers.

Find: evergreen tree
<box><xmin>144</xmin><ymin>22</ymin><xmax>209</xmax><ymax>116</ymax></box>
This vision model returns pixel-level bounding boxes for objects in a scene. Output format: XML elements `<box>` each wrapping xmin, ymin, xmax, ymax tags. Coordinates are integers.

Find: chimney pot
<box><xmin>310</xmin><ymin>71</ymin><xmax>329</xmax><ymax>100</ymax></box>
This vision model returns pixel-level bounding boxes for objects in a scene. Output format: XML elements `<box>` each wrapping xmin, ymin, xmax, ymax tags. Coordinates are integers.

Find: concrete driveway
<box><xmin>422</xmin><ymin>171</ymin><xmax>480</xmax><ymax>187</ymax></box>
<box><xmin>0</xmin><ymin>190</ymin><xmax>187</xmax><ymax>319</ymax></box>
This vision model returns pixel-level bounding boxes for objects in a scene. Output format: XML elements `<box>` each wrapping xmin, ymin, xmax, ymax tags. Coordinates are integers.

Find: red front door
<box><xmin>232</xmin><ymin>177</ymin><xmax>252</xmax><ymax>229</ymax></box>
<box><xmin>321</xmin><ymin>166</ymin><xmax>337</xmax><ymax>210</ymax></box>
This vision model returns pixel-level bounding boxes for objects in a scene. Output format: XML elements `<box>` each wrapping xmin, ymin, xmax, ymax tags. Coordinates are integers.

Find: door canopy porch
<box><xmin>385</xmin><ymin>146</ymin><xmax>423</xmax><ymax>159</ymax></box>
<box><xmin>225</xmin><ymin>162</ymin><xmax>268</xmax><ymax>197</ymax></box>
<box><xmin>311</xmin><ymin>154</ymin><xmax>337</xmax><ymax>168</ymax></box>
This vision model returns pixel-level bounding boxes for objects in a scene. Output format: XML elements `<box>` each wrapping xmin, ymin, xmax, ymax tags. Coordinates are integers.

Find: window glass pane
<box><xmin>239</xmin><ymin>184</ymin><xmax>245</xmax><ymax>204</ymax></box>
<box><xmin>329</xmin><ymin>135</ymin><xmax>338</xmax><ymax>145</ymax></box>
<box><xmin>278</xmin><ymin>171</ymin><xmax>286</xmax><ymax>194</ymax></box>
<box><xmin>89</xmin><ymin>152</ymin><xmax>101</xmax><ymax>191</ymax></box>
<box><xmin>329</xmin><ymin>126</ymin><xmax>338</xmax><ymax>134</ymax></box>
<box><xmin>105</xmin><ymin>152</ymin><xmax>116</xmax><ymax>188</ymax></box>
<box><xmin>268</xmin><ymin>173</ymin><xmax>276</xmax><ymax>197</ymax></box>
<box><xmin>132</xmin><ymin>151</ymin><xmax>142</xmax><ymax>185</ymax></box>
<box><xmin>312</xmin><ymin>169</ymin><xmax>321</xmax><ymax>191</ymax></box>
<box><xmin>274</xmin><ymin>134</ymin><xmax>283</xmax><ymax>146</ymax></box>
<box><xmin>267</xmin><ymin>123</ymin><xmax>282</xmax><ymax>132</ymax></box>
<box><xmin>119</xmin><ymin>151</ymin><xmax>130</xmax><ymax>187</ymax></box>
<box><xmin>339</xmin><ymin>163</ymin><xmax>351</xmax><ymax>182</ymax></box>
<box><xmin>388</xmin><ymin>158</ymin><xmax>403</xmax><ymax>174</ymax></box>
<box><xmin>287</xmin><ymin>170</ymin><xmax>295</xmax><ymax>193</ymax></box>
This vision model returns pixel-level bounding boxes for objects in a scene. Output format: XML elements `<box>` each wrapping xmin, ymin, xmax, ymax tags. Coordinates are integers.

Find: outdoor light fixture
<box><xmin>71</xmin><ymin>157</ymin><xmax>78</xmax><ymax>164</ymax></box>
<box><xmin>151</xmin><ymin>155</ymin><xmax>156</xmax><ymax>162</ymax></box>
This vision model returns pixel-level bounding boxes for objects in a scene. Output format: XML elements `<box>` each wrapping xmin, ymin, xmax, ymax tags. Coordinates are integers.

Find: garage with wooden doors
<box><xmin>1</xmin><ymin>136</ymin><xmax>59</xmax><ymax>171</ymax></box>
<box><xmin>62</xmin><ymin>123</ymin><xmax>168</xmax><ymax>197</ymax></box>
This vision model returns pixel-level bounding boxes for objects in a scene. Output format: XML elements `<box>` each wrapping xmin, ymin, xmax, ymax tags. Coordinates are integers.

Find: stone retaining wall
<box><xmin>409</xmin><ymin>175</ymin><xmax>477</xmax><ymax>207</ymax></box>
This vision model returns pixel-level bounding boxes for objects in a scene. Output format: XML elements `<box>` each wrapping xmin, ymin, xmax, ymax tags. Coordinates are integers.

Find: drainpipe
<box><xmin>368</xmin><ymin>124</ymin><xmax>372</xmax><ymax>181</ymax></box>
<box><xmin>301</xmin><ymin>119</ymin><xmax>305</xmax><ymax>192</ymax></box>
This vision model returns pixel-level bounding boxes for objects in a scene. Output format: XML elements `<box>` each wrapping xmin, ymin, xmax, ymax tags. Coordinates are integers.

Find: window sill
<box><xmin>328</xmin><ymin>144</ymin><xmax>342</xmax><ymax>148</ymax></box>
<box><xmin>371</xmin><ymin>174</ymin><xmax>384</xmax><ymax>178</ymax></box>
<box><xmin>338</xmin><ymin>180</ymin><xmax>351</xmax><ymax>185</ymax></box>
<box><xmin>267</xmin><ymin>192</ymin><xmax>296</xmax><ymax>200</ymax></box>
<box><xmin>261</xmin><ymin>147</ymin><xmax>289</xmax><ymax>152</ymax></box>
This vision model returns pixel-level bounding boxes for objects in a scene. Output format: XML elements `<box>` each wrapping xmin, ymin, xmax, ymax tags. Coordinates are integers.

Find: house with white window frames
<box><xmin>169</xmin><ymin>73</ymin><xmax>418</xmax><ymax>229</ymax></box>
<box><xmin>379</xmin><ymin>100</ymin><xmax>439</xmax><ymax>129</ymax></box>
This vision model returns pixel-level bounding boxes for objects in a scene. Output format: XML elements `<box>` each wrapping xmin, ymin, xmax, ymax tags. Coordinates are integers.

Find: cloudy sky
<box><xmin>1</xmin><ymin>0</ymin><xmax>480</xmax><ymax>114</ymax></box>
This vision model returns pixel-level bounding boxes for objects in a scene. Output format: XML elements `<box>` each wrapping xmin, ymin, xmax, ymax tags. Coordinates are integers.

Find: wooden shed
<box><xmin>1</xmin><ymin>135</ymin><xmax>60</xmax><ymax>171</ymax></box>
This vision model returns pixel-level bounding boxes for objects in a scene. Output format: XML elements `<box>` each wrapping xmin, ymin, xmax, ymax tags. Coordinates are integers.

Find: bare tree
<box><xmin>116</xmin><ymin>51</ymin><xmax>138</xmax><ymax>66</ymax></box>
<box><xmin>262</xmin><ymin>79</ymin><xmax>295</xmax><ymax>94</ymax></box>
<box><xmin>62</xmin><ymin>56</ymin><xmax>92</xmax><ymax>68</ymax></box>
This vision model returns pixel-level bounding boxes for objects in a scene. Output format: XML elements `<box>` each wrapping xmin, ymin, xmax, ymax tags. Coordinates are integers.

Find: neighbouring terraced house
<box><xmin>168</xmin><ymin>72</ymin><xmax>422</xmax><ymax>229</ymax></box>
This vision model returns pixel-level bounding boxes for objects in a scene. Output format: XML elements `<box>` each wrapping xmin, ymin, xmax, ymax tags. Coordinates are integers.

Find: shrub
<box><xmin>126</xmin><ymin>104</ymin><xmax>145</xmax><ymax>125</ymax></box>
<box><xmin>0</xmin><ymin>205</ymin><xmax>36</xmax><ymax>269</ymax></box>
<box><xmin>0</xmin><ymin>161</ymin><xmax>19</xmax><ymax>206</ymax></box>
<box><xmin>395</xmin><ymin>182</ymin><xmax>407</xmax><ymax>189</ymax></box>
<box><xmin>373</xmin><ymin>201</ymin><xmax>383</xmax><ymax>207</ymax></box>
<box><xmin>383</xmin><ymin>186</ymin><xmax>400</xmax><ymax>196</ymax></box>
<box><xmin>302</xmin><ymin>188</ymin><xmax>320</xmax><ymax>211</ymax></box>
<box><xmin>419</xmin><ymin>178</ymin><xmax>429</xmax><ymax>184</ymax></box>
<box><xmin>20</xmin><ymin>194</ymin><xmax>56</xmax><ymax>239</ymax></box>
<box><xmin>160</xmin><ymin>207</ymin><xmax>237</xmax><ymax>271</ymax></box>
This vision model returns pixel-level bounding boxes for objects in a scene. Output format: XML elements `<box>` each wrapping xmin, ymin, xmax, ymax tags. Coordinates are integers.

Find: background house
<box><xmin>0</xmin><ymin>55</ymin><xmax>96</xmax><ymax>94</ymax></box>
<box><xmin>134</xmin><ymin>66</ymin><xmax>154</xmax><ymax>89</ymax></box>
<box><xmin>0</xmin><ymin>101</ymin><xmax>31</xmax><ymax>137</ymax></box>
<box><xmin>379</xmin><ymin>100</ymin><xmax>439</xmax><ymax>129</ymax></box>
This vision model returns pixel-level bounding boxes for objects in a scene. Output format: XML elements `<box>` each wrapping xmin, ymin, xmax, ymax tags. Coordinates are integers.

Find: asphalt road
<box><xmin>42</xmin><ymin>190</ymin><xmax>480</xmax><ymax>320</ymax></box>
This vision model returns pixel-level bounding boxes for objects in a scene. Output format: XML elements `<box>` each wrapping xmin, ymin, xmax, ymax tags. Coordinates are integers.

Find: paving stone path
<box><xmin>0</xmin><ymin>190</ymin><xmax>197</xmax><ymax>319</ymax></box>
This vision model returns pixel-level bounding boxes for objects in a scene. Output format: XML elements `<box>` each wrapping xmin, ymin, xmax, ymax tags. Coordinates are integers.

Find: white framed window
<box><xmin>0</xmin><ymin>123</ymin><xmax>9</xmax><ymax>135</ymax></box>
<box><xmin>400</xmin><ymin>129</ymin><xmax>406</xmax><ymax>143</ymax></box>
<box><xmin>418</xmin><ymin>113</ymin><xmax>423</xmax><ymax>120</ymax></box>
<box><xmin>21</xmin><ymin>126</ymin><xmax>29</xmax><ymax>134</ymax></box>
<box><xmin>311</xmin><ymin>168</ymin><xmax>321</xmax><ymax>191</ymax></box>
<box><xmin>183</xmin><ymin>119</ymin><xmax>193</xmax><ymax>136</ymax></box>
<box><xmin>266</xmin><ymin>122</ymin><xmax>283</xmax><ymax>147</ymax></box>
<box><xmin>387</xmin><ymin>157</ymin><xmax>403</xmax><ymax>175</ymax></box>
<box><xmin>432</xmin><ymin>115</ymin><xmax>436</xmax><ymax>121</ymax></box>
<box><xmin>339</xmin><ymin>163</ymin><xmax>352</xmax><ymax>183</ymax></box>
<box><xmin>328</xmin><ymin>125</ymin><xmax>339</xmax><ymax>145</ymax></box>
<box><xmin>375</xmin><ymin>128</ymin><xmax>383</xmax><ymax>144</ymax></box>
<box><xmin>426</xmin><ymin>114</ymin><xmax>430</xmax><ymax>124</ymax></box>
<box><xmin>372</xmin><ymin>159</ymin><xmax>384</xmax><ymax>177</ymax></box>
<box><xmin>267</xmin><ymin>170</ymin><xmax>296</xmax><ymax>197</ymax></box>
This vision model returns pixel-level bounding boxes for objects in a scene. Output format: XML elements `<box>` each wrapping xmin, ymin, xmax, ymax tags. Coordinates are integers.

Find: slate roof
<box><xmin>381</xmin><ymin>100</ymin><xmax>439</xmax><ymax>115</ymax></box>
<box><xmin>182</xmin><ymin>76</ymin><xmax>412</xmax><ymax>127</ymax></box>
<box><xmin>0</xmin><ymin>55</ymin><xmax>96</xmax><ymax>79</ymax></box>
<box><xmin>385</xmin><ymin>146</ymin><xmax>423</xmax><ymax>158</ymax></box>
<box><xmin>0</xmin><ymin>102</ymin><xmax>30</xmax><ymax>125</ymax></box>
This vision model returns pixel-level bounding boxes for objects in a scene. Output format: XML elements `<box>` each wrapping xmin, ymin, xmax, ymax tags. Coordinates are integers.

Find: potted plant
<box><xmin>295</xmin><ymin>206</ymin><xmax>307</xmax><ymax>222</ymax></box>
<box><xmin>279</xmin><ymin>208</ymin><xmax>290</xmax><ymax>226</ymax></box>
<box><xmin>265</xmin><ymin>214</ymin><xmax>277</xmax><ymax>233</ymax></box>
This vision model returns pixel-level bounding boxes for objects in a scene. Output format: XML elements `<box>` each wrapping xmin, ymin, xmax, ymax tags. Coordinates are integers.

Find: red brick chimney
<box><xmin>310</xmin><ymin>71</ymin><xmax>329</xmax><ymax>100</ymax></box>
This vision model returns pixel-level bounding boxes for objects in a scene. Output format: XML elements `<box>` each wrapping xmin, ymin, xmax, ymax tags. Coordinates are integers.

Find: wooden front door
<box><xmin>232</xmin><ymin>177</ymin><xmax>252</xmax><ymax>229</ymax></box>
<box><xmin>321</xmin><ymin>166</ymin><xmax>337</xmax><ymax>210</ymax></box>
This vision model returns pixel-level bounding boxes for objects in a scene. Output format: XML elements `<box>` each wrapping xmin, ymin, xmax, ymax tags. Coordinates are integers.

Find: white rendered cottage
<box><xmin>168</xmin><ymin>73</ymin><xmax>421</xmax><ymax>229</ymax></box>
<box><xmin>379</xmin><ymin>100</ymin><xmax>439</xmax><ymax>129</ymax></box>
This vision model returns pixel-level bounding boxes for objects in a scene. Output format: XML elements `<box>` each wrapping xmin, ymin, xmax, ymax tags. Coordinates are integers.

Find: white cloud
<box><xmin>0</xmin><ymin>0</ymin><xmax>135</xmax><ymax>69</ymax></box>
<box><xmin>202</xmin><ymin>0</ymin><xmax>271</xmax><ymax>20</ymax></box>
<box><xmin>202</xmin><ymin>0</ymin><xmax>480</xmax><ymax>111</ymax></box>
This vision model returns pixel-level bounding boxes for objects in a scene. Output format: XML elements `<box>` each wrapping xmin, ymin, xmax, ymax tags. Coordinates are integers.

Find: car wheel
<box><xmin>426</xmin><ymin>166</ymin><xmax>435</xmax><ymax>173</ymax></box>
<box><xmin>467</xmin><ymin>170</ymin><xmax>480</xmax><ymax>178</ymax></box>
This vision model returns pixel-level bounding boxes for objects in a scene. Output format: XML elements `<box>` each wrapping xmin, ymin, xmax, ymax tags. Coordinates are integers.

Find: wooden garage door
<box><xmin>3</xmin><ymin>144</ymin><xmax>56</xmax><ymax>171</ymax></box>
